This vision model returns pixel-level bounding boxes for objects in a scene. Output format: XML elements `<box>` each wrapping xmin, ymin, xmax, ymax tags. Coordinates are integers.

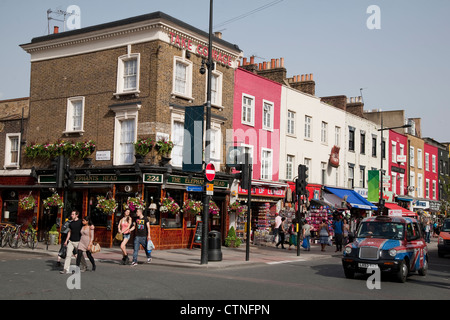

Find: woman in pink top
<box><xmin>118</xmin><ymin>209</ymin><xmax>132</xmax><ymax>265</ymax></box>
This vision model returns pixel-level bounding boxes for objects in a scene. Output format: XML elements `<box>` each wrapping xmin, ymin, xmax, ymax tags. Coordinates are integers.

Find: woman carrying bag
<box><xmin>76</xmin><ymin>216</ymin><xmax>96</xmax><ymax>272</ymax></box>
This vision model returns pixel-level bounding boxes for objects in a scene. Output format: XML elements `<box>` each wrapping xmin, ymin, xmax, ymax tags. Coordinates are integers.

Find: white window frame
<box><xmin>171</xmin><ymin>111</ymin><xmax>185</xmax><ymax>168</ymax></box>
<box><xmin>240</xmin><ymin>143</ymin><xmax>254</xmax><ymax>180</ymax></box>
<box><xmin>392</xmin><ymin>172</ymin><xmax>397</xmax><ymax>194</ymax></box>
<box><xmin>432</xmin><ymin>155</ymin><xmax>436</xmax><ymax>173</ymax></box>
<box><xmin>425</xmin><ymin>179</ymin><xmax>430</xmax><ymax>199</ymax></box>
<box><xmin>410</xmin><ymin>146</ymin><xmax>415</xmax><ymax>167</ymax></box>
<box><xmin>209</xmin><ymin>68</ymin><xmax>223</xmax><ymax>109</ymax></box>
<box><xmin>433</xmin><ymin>180</ymin><xmax>437</xmax><ymax>199</ymax></box>
<box><xmin>399</xmin><ymin>174</ymin><xmax>405</xmax><ymax>196</ymax></box>
<box><xmin>417</xmin><ymin>173</ymin><xmax>423</xmax><ymax>198</ymax></box>
<box><xmin>286</xmin><ymin>155</ymin><xmax>294</xmax><ymax>180</ymax></box>
<box><xmin>262</xmin><ymin>100</ymin><xmax>274</xmax><ymax>131</ymax></box>
<box><xmin>392</xmin><ymin>141</ymin><xmax>397</xmax><ymax>163</ymax></box>
<box><xmin>304</xmin><ymin>158</ymin><xmax>311</xmax><ymax>183</ymax></box>
<box><xmin>111</xmin><ymin>104</ymin><xmax>141</xmax><ymax>166</ymax></box>
<box><xmin>172</xmin><ymin>54</ymin><xmax>193</xmax><ymax>100</ymax></box>
<box><xmin>4</xmin><ymin>133</ymin><xmax>21</xmax><ymax>169</ymax></box>
<box><xmin>304</xmin><ymin>115</ymin><xmax>312</xmax><ymax>140</ymax></box>
<box><xmin>115</xmin><ymin>53</ymin><xmax>141</xmax><ymax>97</ymax></box>
<box><xmin>241</xmin><ymin>94</ymin><xmax>255</xmax><ymax>127</ymax></box>
<box><xmin>417</xmin><ymin>149</ymin><xmax>423</xmax><ymax>169</ymax></box>
<box><xmin>335</xmin><ymin>126</ymin><xmax>341</xmax><ymax>146</ymax></box>
<box><xmin>321</xmin><ymin>121</ymin><xmax>328</xmax><ymax>144</ymax></box>
<box><xmin>64</xmin><ymin>97</ymin><xmax>85</xmax><ymax>134</ymax></box>
<box><xmin>209</xmin><ymin>121</ymin><xmax>222</xmax><ymax>168</ymax></box>
<box><xmin>287</xmin><ymin>110</ymin><xmax>296</xmax><ymax>136</ymax></box>
<box><xmin>260</xmin><ymin>148</ymin><xmax>273</xmax><ymax>181</ymax></box>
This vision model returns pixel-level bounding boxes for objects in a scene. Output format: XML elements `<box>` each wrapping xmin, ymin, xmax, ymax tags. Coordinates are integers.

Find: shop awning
<box><xmin>324</xmin><ymin>187</ymin><xmax>378</xmax><ymax>210</ymax></box>
<box><xmin>385</xmin><ymin>202</ymin><xmax>417</xmax><ymax>217</ymax></box>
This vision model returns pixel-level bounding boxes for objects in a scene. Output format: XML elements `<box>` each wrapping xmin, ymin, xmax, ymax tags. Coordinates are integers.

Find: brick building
<box><xmin>19</xmin><ymin>12</ymin><xmax>242</xmax><ymax>248</ymax></box>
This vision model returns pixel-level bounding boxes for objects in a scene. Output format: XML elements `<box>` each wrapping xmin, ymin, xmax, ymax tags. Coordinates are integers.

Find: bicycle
<box><xmin>1</xmin><ymin>224</ymin><xmax>15</xmax><ymax>248</ymax></box>
<box><xmin>25</xmin><ymin>228</ymin><xmax>38</xmax><ymax>249</ymax></box>
<box><xmin>8</xmin><ymin>224</ymin><xmax>24</xmax><ymax>249</ymax></box>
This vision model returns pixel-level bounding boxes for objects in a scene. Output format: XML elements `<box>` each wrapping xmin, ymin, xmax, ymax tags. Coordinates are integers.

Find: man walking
<box><xmin>61</xmin><ymin>210</ymin><xmax>87</xmax><ymax>274</ymax></box>
<box><xmin>333</xmin><ymin>214</ymin><xmax>344</xmax><ymax>252</ymax></box>
<box><xmin>131</xmin><ymin>209</ymin><xmax>152</xmax><ymax>266</ymax></box>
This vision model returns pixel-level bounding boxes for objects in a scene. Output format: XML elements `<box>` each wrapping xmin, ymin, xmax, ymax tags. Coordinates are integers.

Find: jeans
<box><xmin>304</xmin><ymin>235</ymin><xmax>311</xmax><ymax>250</ymax></box>
<box><xmin>132</xmin><ymin>236</ymin><xmax>152</xmax><ymax>263</ymax></box>
<box><xmin>335</xmin><ymin>233</ymin><xmax>343</xmax><ymax>251</ymax></box>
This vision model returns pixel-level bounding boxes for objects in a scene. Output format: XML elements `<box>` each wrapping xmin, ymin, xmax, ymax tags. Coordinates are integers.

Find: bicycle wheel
<box><xmin>27</xmin><ymin>232</ymin><xmax>38</xmax><ymax>249</ymax></box>
<box><xmin>1</xmin><ymin>231</ymin><xmax>9</xmax><ymax>247</ymax></box>
<box><xmin>9</xmin><ymin>232</ymin><xmax>22</xmax><ymax>249</ymax></box>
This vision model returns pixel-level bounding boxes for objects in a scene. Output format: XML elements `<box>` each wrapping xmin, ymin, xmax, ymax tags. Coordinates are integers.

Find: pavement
<box><xmin>0</xmin><ymin>240</ymin><xmax>340</xmax><ymax>269</ymax></box>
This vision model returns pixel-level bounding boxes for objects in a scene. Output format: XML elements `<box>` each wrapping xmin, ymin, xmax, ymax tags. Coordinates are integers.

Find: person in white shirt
<box><xmin>272</xmin><ymin>213</ymin><xmax>282</xmax><ymax>243</ymax></box>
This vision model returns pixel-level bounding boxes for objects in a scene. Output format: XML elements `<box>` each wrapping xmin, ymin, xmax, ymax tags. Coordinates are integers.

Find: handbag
<box><xmin>91</xmin><ymin>242</ymin><xmax>101</xmax><ymax>254</ymax></box>
<box><xmin>301</xmin><ymin>237</ymin><xmax>308</xmax><ymax>249</ymax></box>
<box><xmin>115</xmin><ymin>232</ymin><xmax>123</xmax><ymax>241</ymax></box>
<box><xmin>58</xmin><ymin>246</ymin><xmax>67</xmax><ymax>259</ymax></box>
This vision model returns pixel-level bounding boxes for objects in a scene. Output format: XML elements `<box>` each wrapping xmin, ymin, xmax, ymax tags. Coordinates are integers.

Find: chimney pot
<box><xmin>243</xmin><ymin>58</ymin><xmax>247</xmax><ymax>66</ymax></box>
<box><xmin>54</xmin><ymin>26</ymin><xmax>59</xmax><ymax>34</ymax></box>
<box><xmin>250</xmin><ymin>56</ymin><xmax>255</xmax><ymax>65</ymax></box>
<box><xmin>310</xmin><ymin>74</ymin><xmax>313</xmax><ymax>81</ymax></box>
<box><xmin>301</xmin><ymin>75</ymin><xmax>305</xmax><ymax>81</ymax></box>
<box><xmin>276</xmin><ymin>59</ymin><xmax>280</xmax><ymax>68</ymax></box>
<box><xmin>280</xmin><ymin>57</ymin><xmax>284</xmax><ymax>68</ymax></box>
<box><xmin>263</xmin><ymin>62</ymin><xmax>267</xmax><ymax>70</ymax></box>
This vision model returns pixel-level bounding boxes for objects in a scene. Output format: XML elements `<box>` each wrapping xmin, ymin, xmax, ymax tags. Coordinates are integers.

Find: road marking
<box><xmin>267</xmin><ymin>259</ymin><xmax>305</xmax><ymax>265</ymax></box>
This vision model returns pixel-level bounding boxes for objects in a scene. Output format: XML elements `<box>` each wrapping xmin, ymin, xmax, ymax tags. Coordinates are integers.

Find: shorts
<box><xmin>123</xmin><ymin>234</ymin><xmax>131</xmax><ymax>240</ymax></box>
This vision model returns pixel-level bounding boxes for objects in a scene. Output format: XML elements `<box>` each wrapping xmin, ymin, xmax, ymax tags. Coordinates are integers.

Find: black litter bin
<box><xmin>208</xmin><ymin>231</ymin><xmax>222</xmax><ymax>261</ymax></box>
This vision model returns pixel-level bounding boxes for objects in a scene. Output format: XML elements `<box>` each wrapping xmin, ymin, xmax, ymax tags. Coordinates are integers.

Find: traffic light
<box><xmin>297</xmin><ymin>165</ymin><xmax>309</xmax><ymax>195</ymax></box>
<box><xmin>63</xmin><ymin>157</ymin><xmax>75</xmax><ymax>188</ymax></box>
<box><xmin>54</xmin><ymin>155</ymin><xmax>65</xmax><ymax>189</ymax></box>
<box><xmin>233</xmin><ymin>152</ymin><xmax>251</xmax><ymax>189</ymax></box>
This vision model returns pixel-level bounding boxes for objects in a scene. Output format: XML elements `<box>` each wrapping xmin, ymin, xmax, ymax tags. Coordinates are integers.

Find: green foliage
<box><xmin>224</xmin><ymin>226</ymin><xmax>242</xmax><ymax>248</ymax></box>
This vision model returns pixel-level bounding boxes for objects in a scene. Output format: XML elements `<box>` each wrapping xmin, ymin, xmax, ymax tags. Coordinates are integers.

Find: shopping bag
<box><xmin>58</xmin><ymin>246</ymin><xmax>67</xmax><ymax>259</ymax></box>
<box><xmin>301</xmin><ymin>237</ymin><xmax>308</xmax><ymax>249</ymax></box>
<box><xmin>147</xmin><ymin>239</ymin><xmax>155</xmax><ymax>253</ymax></box>
<box><xmin>91</xmin><ymin>242</ymin><xmax>101</xmax><ymax>254</ymax></box>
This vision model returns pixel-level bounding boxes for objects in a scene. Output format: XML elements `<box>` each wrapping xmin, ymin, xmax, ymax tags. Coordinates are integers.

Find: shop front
<box><xmin>235</xmin><ymin>180</ymin><xmax>287</xmax><ymax>245</ymax></box>
<box><xmin>33</xmin><ymin>168</ymin><xmax>232</xmax><ymax>249</ymax></box>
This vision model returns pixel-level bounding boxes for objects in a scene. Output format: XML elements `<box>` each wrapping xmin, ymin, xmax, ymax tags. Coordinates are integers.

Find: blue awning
<box><xmin>324</xmin><ymin>187</ymin><xmax>378</xmax><ymax>210</ymax></box>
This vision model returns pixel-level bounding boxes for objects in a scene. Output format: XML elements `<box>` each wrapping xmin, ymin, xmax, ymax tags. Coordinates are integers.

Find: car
<box><xmin>342</xmin><ymin>215</ymin><xmax>428</xmax><ymax>283</ymax></box>
<box><xmin>438</xmin><ymin>219</ymin><xmax>450</xmax><ymax>258</ymax></box>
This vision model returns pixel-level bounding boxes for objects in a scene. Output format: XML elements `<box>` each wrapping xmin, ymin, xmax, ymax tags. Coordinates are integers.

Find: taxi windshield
<box><xmin>357</xmin><ymin>222</ymin><xmax>404</xmax><ymax>240</ymax></box>
<box><xmin>442</xmin><ymin>220</ymin><xmax>450</xmax><ymax>233</ymax></box>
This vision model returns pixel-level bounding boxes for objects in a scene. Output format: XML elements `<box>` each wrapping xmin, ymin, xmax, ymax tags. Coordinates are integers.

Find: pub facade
<box><xmin>17</xmin><ymin>12</ymin><xmax>243</xmax><ymax>248</ymax></box>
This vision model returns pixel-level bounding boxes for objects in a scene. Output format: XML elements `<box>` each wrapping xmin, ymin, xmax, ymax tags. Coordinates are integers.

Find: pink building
<box><xmin>388</xmin><ymin>130</ymin><xmax>408</xmax><ymax>197</ymax></box>
<box><xmin>424</xmin><ymin>142</ymin><xmax>439</xmax><ymax>200</ymax></box>
<box><xmin>232</xmin><ymin>67</ymin><xmax>282</xmax><ymax>185</ymax></box>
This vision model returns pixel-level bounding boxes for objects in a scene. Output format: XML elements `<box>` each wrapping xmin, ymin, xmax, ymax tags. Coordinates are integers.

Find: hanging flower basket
<box><xmin>182</xmin><ymin>199</ymin><xmax>202</xmax><ymax>216</ymax></box>
<box><xmin>134</xmin><ymin>138</ymin><xmax>154</xmax><ymax>156</ymax></box>
<box><xmin>19</xmin><ymin>194</ymin><xmax>38</xmax><ymax>211</ymax></box>
<box><xmin>155</xmin><ymin>139</ymin><xmax>174</xmax><ymax>157</ymax></box>
<box><xmin>123</xmin><ymin>197</ymin><xmax>146</xmax><ymax>212</ymax></box>
<box><xmin>209</xmin><ymin>200</ymin><xmax>220</xmax><ymax>216</ymax></box>
<box><xmin>43</xmin><ymin>193</ymin><xmax>64</xmax><ymax>210</ymax></box>
<box><xmin>160</xmin><ymin>197</ymin><xmax>180</xmax><ymax>215</ymax></box>
<box><xmin>228</xmin><ymin>202</ymin><xmax>247</xmax><ymax>216</ymax></box>
<box><xmin>96</xmin><ymin>196</ymin><xmax>118</xmax><ymax>215</ymax></box>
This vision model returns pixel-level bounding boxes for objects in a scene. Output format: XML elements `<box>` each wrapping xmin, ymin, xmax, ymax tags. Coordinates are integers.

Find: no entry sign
<box><xmin>205</xmin><ymin>163</ymin><xmax>216</xmax><ymax>182</ymax></box>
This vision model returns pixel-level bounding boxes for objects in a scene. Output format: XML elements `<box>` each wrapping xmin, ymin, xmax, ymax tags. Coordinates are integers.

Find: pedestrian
<box><xmin>319</xmin><ymin>219</ymin><xmax>329</xmax><ymax>252</ymax></box>
<box><xmin>343</xmin><ymin>219</ymin><xmax>350</xmax><ymax>245</ymax></box>
<box><xmin>425</xmin><ymin>220</ymin><xmax>431</xmax><ymax>243</ymax></box>
<box><xmin>61</xmin><ymin>210</ymin><xmax>87</xmax><ymax>274</ymax></box>
<box><xmin>288</xmin><ymin>219</ymin><xmax>297</xmax><ymax>250</ymax></box>
<box><xmin>130</xmin><ymin>209</ymin><xmax>152</xmax><ymax>266</ymax></box>
<box><xmin>76</xmin><ymin>216</ymin><xmax>96</xmax><ymax>272</ymax></box>
<box><xmin>118</xmin><ymin>209</ymin><xmax>132</xmax><ymax>265</ymax></box>
<box><xmin>333</xmin><ymin>215</ymin><xmax>344</xmax><ymax>252</ymax></box>
<box><xmin>56</xmin><ymin>217</ymin><xmax>71</xmax><ymax>268</ymax></box>
<box><xmin>276</xmin><ymin>217</ymin><xmax>286</xmax><ymax>249</ymax></box>
<box><xmin>272</xmin><ymin>212</ymin><xmax>282</xmax><ymax>244</ymax></box>
<box><xmin>302</xmin><ymin>220</ymin><xmax>311</xmax><ymax>251</ymax></box>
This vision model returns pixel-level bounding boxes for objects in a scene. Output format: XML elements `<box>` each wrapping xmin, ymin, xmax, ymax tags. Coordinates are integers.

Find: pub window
<box><xmin>4</xmin><ymin>133</ymin><xmax>20</xmax><ymax>168</ymax></box>
<box><xmin>172</xmin><ymin>55</ymin><xmax>193</xmax><ymax>100</ymax></box>
<box><xmin>64</xmin><ymin>97</ymin><xmax>85</xmax><ymax>134</ymax></box>
<box><xmin>115</xmin><ymin>53</ymin><xmax>140</xmax><ymax>96</ymax></box>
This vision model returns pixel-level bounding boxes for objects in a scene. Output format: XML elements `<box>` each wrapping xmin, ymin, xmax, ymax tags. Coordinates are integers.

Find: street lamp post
<box><xmin>378</xmin><ymin>114</ymin><xmax>411</xmax><ymax>214</ymax></box>
<box><xmin>201</xmin><ymin>0</ymin><xmax>214</xmax><ymax>265</ymax></box>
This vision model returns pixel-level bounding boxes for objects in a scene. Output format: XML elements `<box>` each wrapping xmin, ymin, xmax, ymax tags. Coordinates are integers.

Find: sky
<box><xmin>1</xmin><ymin>0</ymin><xmax>449</xmax><ymax>142</ymax></box>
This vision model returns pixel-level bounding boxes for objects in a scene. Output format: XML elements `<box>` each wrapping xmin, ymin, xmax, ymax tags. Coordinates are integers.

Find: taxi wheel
<box><xmin>418</xmin><ymin>256</ymin><xmax>428</xmax><ymax>276</ymax></box>
<box><xmin>396</xmin><ymin>260</ymin><xmax>409</xmax><ymax>283</ymax></box>
<box><xmin>344</xmin><ymin>268</ymin><xmax>355</xmax><ymax>279</ymax></box>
